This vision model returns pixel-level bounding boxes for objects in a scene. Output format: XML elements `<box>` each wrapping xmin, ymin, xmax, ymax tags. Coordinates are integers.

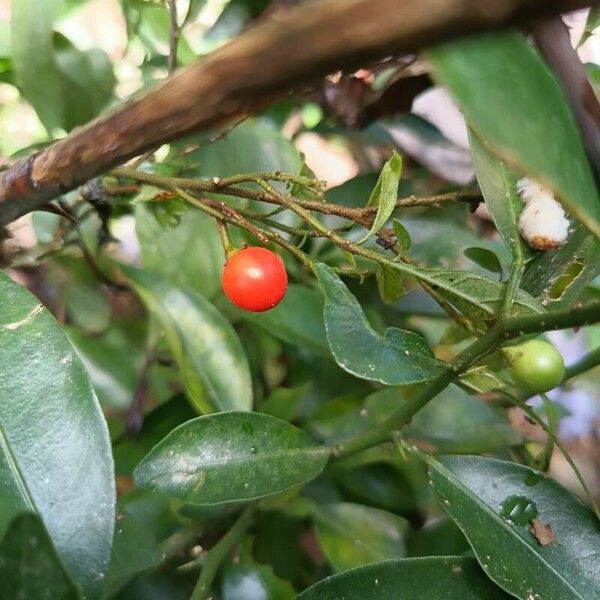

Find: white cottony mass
<box><xmin>516</xmin><ymin>177</ymin><xmax>570</xmax><ymax>250</ymax></box>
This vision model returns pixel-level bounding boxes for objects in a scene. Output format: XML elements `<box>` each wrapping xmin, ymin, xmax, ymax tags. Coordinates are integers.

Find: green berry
<box><xmin>505</xmin><ymin>339</ymin><xmax>565</xmax><ymax>394</ymax></box>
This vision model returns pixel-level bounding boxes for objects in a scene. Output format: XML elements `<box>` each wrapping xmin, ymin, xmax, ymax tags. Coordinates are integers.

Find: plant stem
<box><xmin>190</xmin><ymin>506</ymin><xmax>254</xmax><ymax>600</ymax></box>
<box><xmin>333</xmin><ymin>327</ymin><xmax>504</xmax><ymax>458</ymax></box>
<box><xmin>501</xmin><ymin>301</ymin><xmax>600</xmax><ymax>335</ymax></box>
<box><xmin>167</xmin><ymin>0</ymin><xmax>179</xmax><ymax>75</ymax></box>
<box><xmin>564</xmin><ymin>345</ymin><xmax>600</xmax><ymax>379</ymax></box>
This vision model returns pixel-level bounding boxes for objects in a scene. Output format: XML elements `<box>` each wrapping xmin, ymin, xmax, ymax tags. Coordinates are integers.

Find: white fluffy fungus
<box><xmin>516</xmin><ymin>177</ymin><xmax>569</xmax><ymax>251</ymax></box>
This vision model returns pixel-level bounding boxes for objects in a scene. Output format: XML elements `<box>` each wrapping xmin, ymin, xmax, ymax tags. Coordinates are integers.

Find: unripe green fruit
<box><xmin>504</xmin><ymin>339</ymin><xmax>565</xmax><ymax>394</ymax></box>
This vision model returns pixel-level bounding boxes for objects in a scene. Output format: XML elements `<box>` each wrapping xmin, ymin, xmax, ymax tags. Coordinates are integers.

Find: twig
<box><xmin>190</xmin><ymin>506</ymin><xmax>254</xmax><ymax>600</ymax></box>
<box><xmin>167</xmin><ymin>0</ymin><xmax>179</xmax><ymax>75</ymax></box>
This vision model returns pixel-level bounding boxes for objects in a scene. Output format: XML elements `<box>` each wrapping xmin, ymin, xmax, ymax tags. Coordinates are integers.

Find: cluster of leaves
<box><xmin>1</xmin><ymin>2</ymin><xmax>600</xmax><ymax>600</ymax></box>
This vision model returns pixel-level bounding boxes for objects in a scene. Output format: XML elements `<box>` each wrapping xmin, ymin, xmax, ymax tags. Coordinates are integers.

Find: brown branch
<box><xmin>0</xmin><ymin>0</ymin><xmax>596</xmax><ymax>225</ymax></box>
<box><xmin>531</xmin><ymin>16</ymin><xmax>600</xmax><ymax>182</ymax></box>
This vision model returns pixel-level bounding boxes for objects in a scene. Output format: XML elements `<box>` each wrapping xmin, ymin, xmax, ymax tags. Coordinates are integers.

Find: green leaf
<box><xmin>429</xmin><ymin>30</ymin><xmax>600</xmax><ymax>240</ymax></box>
<box><xmin>428</xmin><ymin>455</ymin><xmax>600</xmax><ymax>600</ymax></box>
<box><xmin>122</xmin><ymin>265</ymin><xmax>252</xmax><ymax>414</ymax></box>
<box><xmin>392</xmin><ymin>219</ymin><xmax>411</xmax><ymax>254</ymax></box>
<box><xmin>313</xmin><ymin>503</ymin><xmax>408</xmax><ymax>572</ymax></box>
<box><xmin>53</xmin><ymin>33</ymin><xmax>115</xmax><ymax>131</ymax></box>
<box><xmin>183</xmin><ymin>0</ymin><xmax>207</xmax><ymax>26</ymax></box>
<box><xmin>415</xmin><ymin>267</ymin><xmax>542</xmax><ymax>329</ymax></box>
<box><xmin>134</xmin><ymin>412</ymin><xmax>329</xmax><ymax>505</ymax></box>
<box><xmin>104</xmin><ymin>509</ymin><xmax>165</xmax><ymax>598</ymax></box>
<box><xmin>11</xmin><ymin>0</ymin><xmax>64</xmax><ymax>131</ymax></box>
<box><xmin>469</xmin><ymin>130</ymin><xmax>530</xmax><ymax>260</ymax></box>
<box><xmin>463</xmin><ymin>247</ymin><xmax>503</xmax><ymax>276</ymax></box>
<box><xmin>0</xmin><ymin>514</ymin><xmax>78</xmax><ymax>600</ymax></box>
<box><xmin>315</xmin><ymin>263</ymin><xmax>441</xmax><ymax>385</ymax></box>
<box><xmin>376</xmin><ymin>264</ymin><xmax>405</xmax><ymax>304</ymax></box>
<box><xmin>0</xmin><ymin>272</ymin><xmax>115</xmax><ymax>599</ymax></box>
<box><xmin>64</xmin><ymin>279</ymin><xmax>111</xmax><ymax>334</ymax></box>
<box><xmin>296</xmin><ymin>557</ymin><xmax>511</xmax><ymax>599</ymax></box>
<box><xmin>405</xmin><ymin>387</ymin><xmax>521</xmax><ymax>454</ymax></box>
<box><xmin>136</xmin><ymin>203</ymin><xmax>224</xmax><ymax>299</ymax></box>
<box><xmin>579</xmin><ymin>8</ymin><xmax>600</xmax><ymax>46</ymax></box>
<box><xmin>181</xmin><ymin>119</ymin><xmax>301</xmax><ymax>183</ymax></box>
<box><xmin>228</xmin><ymin>284</ymin><xmax>329</xmax><ymax>355</ymax></box>
<box><xmin>358</xmin><ymin>152</ymin><xmax>402</xmax><ymax>243</ymax></box>
<box><xmin>522</xmin><ymin>225</ymin><xmax>600</xmax><ymax>307</ymax></box>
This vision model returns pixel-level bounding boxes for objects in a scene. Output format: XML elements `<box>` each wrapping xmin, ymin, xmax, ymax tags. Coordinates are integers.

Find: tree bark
<box><xmin>0</xmin><ymin>0</ymin><xmax>596</xmax><ymax>224</ymax></box>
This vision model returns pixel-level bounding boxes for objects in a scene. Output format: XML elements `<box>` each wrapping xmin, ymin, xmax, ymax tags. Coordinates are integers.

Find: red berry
<box><xmin>222</xmin><ymin>247</ymin><xmax>288</xmax><ymax>312</ymax></box>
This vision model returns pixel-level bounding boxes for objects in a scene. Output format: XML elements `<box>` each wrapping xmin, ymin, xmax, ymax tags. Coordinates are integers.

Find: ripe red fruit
<box><xmin>222</xmin><ymin>247</ymin><xmax>288</xmax><ymax>312</ymax></box>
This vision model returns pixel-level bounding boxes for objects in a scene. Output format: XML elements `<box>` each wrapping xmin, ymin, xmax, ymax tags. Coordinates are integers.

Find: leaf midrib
<box><xmin>432</xmin><ymin>461</ymin><xmax>586</xmax><ymax>600</ymax></box>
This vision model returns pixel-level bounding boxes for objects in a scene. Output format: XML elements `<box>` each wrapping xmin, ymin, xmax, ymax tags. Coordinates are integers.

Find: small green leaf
<box><xmin>296</xmin><ymin>557</ymin><xmax>511</xmax><ymax>599</ymax></box>
<box><xmin>315</xmin><ymin>263</ymin><xmax>441</xmax><ymax>385</ymax></box>
<box><xmin>0</xmin><ymin>272</ymin><xmax>115</xmax><ymax>600</ymax></box>
<box><xmin>0</xmin><ymin>514</ymin><xmax>78</xmax><ymax>600</ymax></box>
<box><xmin>392</xmin><ymin>219</ymin><xmax>411</xmax><ymax>254</ymax></box>
<box><xmin>122</xmin><ymin>265</ymin><xmax>252</xmax><ymax>414</ymax></box>
<box><xmin>136</xmin><ymin>203</ymin><xmax>225</xmax><ymax>299</ymax></box>
<box><xmin>134</xmin><ymin>412</ymin><xmax>329</xmax><ymax>505</ymax></box>
<box><xmin>313</xmin><ymin>503</ymin><xmax>408</xmax><ymax>572</ymax></box>
<box><xmin>429</xmin><ymin>455</ymin><xmax>600</xmax><ymax>600</ymax></box>
<box><xmin>463</xmin><ymin>247</ymin><xmax>503</xmax><ymax>276</ymax></box>
<box><xmin>358</xmin><ymin>152</ymin><xmax>402</xmax><ymax>243</ymax></box>
<box><xmin>469</xmin><ymin>130</ymin><xmax>530</xmax><ymax>260</ymax></box>
<box><xmin>429</xmin><ymin>30</ymin><xmax>600</xmax><ymax>240</ymax></box>
<box><xmin>376</xmin><ymin>263</ymin><xmax>405</xmax><ymax>304</ymax></box>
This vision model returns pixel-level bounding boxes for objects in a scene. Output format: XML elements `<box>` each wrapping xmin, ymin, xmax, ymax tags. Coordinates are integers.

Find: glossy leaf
<box><xmin>315</xmin><ymin>263</ymin><xmax>441</xmax><ymax>385</ymax></box>
<box><xmin>429</xmin><ymin>30</ymin><xmax>600</xmax><ymax>240</ymax></box>
<box><xmin>229</xmin><ymin>284</ymin><xmax>329</xmax><ymax>355</ymax></box>
<box><xmin>0</xmin><ymin>272</ymin><xmax>115</xmax><ymax>599</ymax></box>
<box><xmin>296</xmin><ymin>557</ymin><xmax>511</xmax><ymax>599</ymax></box>
<box><xmin>134</xmin><ymin>412</ymin><xmax>329</xmax><ymax>505</ymax></box>
<box><xmin>0</xmin><ymin>514</ymin><xmax>78</xmax><ymax>600</ymax></box>
<box><xmin>469</xmin><ymin>130</ymin><xmax>530</xmax><ymax>260</ymax></box>
<box><xmin>429</xmin><ymin>455</ymin><xmax>600</xmax><ymax>600</ymax></box>
<box><xmin>463</xmin><ymin>247</ymin><xmax>503</xmax><ymax>276</ymax></box>
<box><xmin>135</xmin><ymin>203</ymin><xmax>224</xmax><ymax>299</ymax></box>
<box><xmin>313</xmin><ymin>503</ymin><xmax>407</xmax><ymax>572</ymax></box>
<box><xmin>122</xmin><ymin>265</ymin><xmax>252</xmax><ymax>413</ymax></box>
<box><xmin>358</xmin><ymin>152</ymin><xmax>402</xmax><ymax>243</ymax></box>
<box><xmin>11</xmin><ymin>0</ymin><xmax>64</xmax><ymax>131</ymax></box>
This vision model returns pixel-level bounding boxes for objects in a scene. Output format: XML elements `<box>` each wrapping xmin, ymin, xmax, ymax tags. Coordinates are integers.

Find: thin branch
<box><xmin>0</xmin><ymin>0</ymin><xmax>595</xmax><ymax>224</ymax></box>
<box><xmin>167</xmin><ymin>0</ymin><xmax>179</xmax><ymax>75</ymax></box>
